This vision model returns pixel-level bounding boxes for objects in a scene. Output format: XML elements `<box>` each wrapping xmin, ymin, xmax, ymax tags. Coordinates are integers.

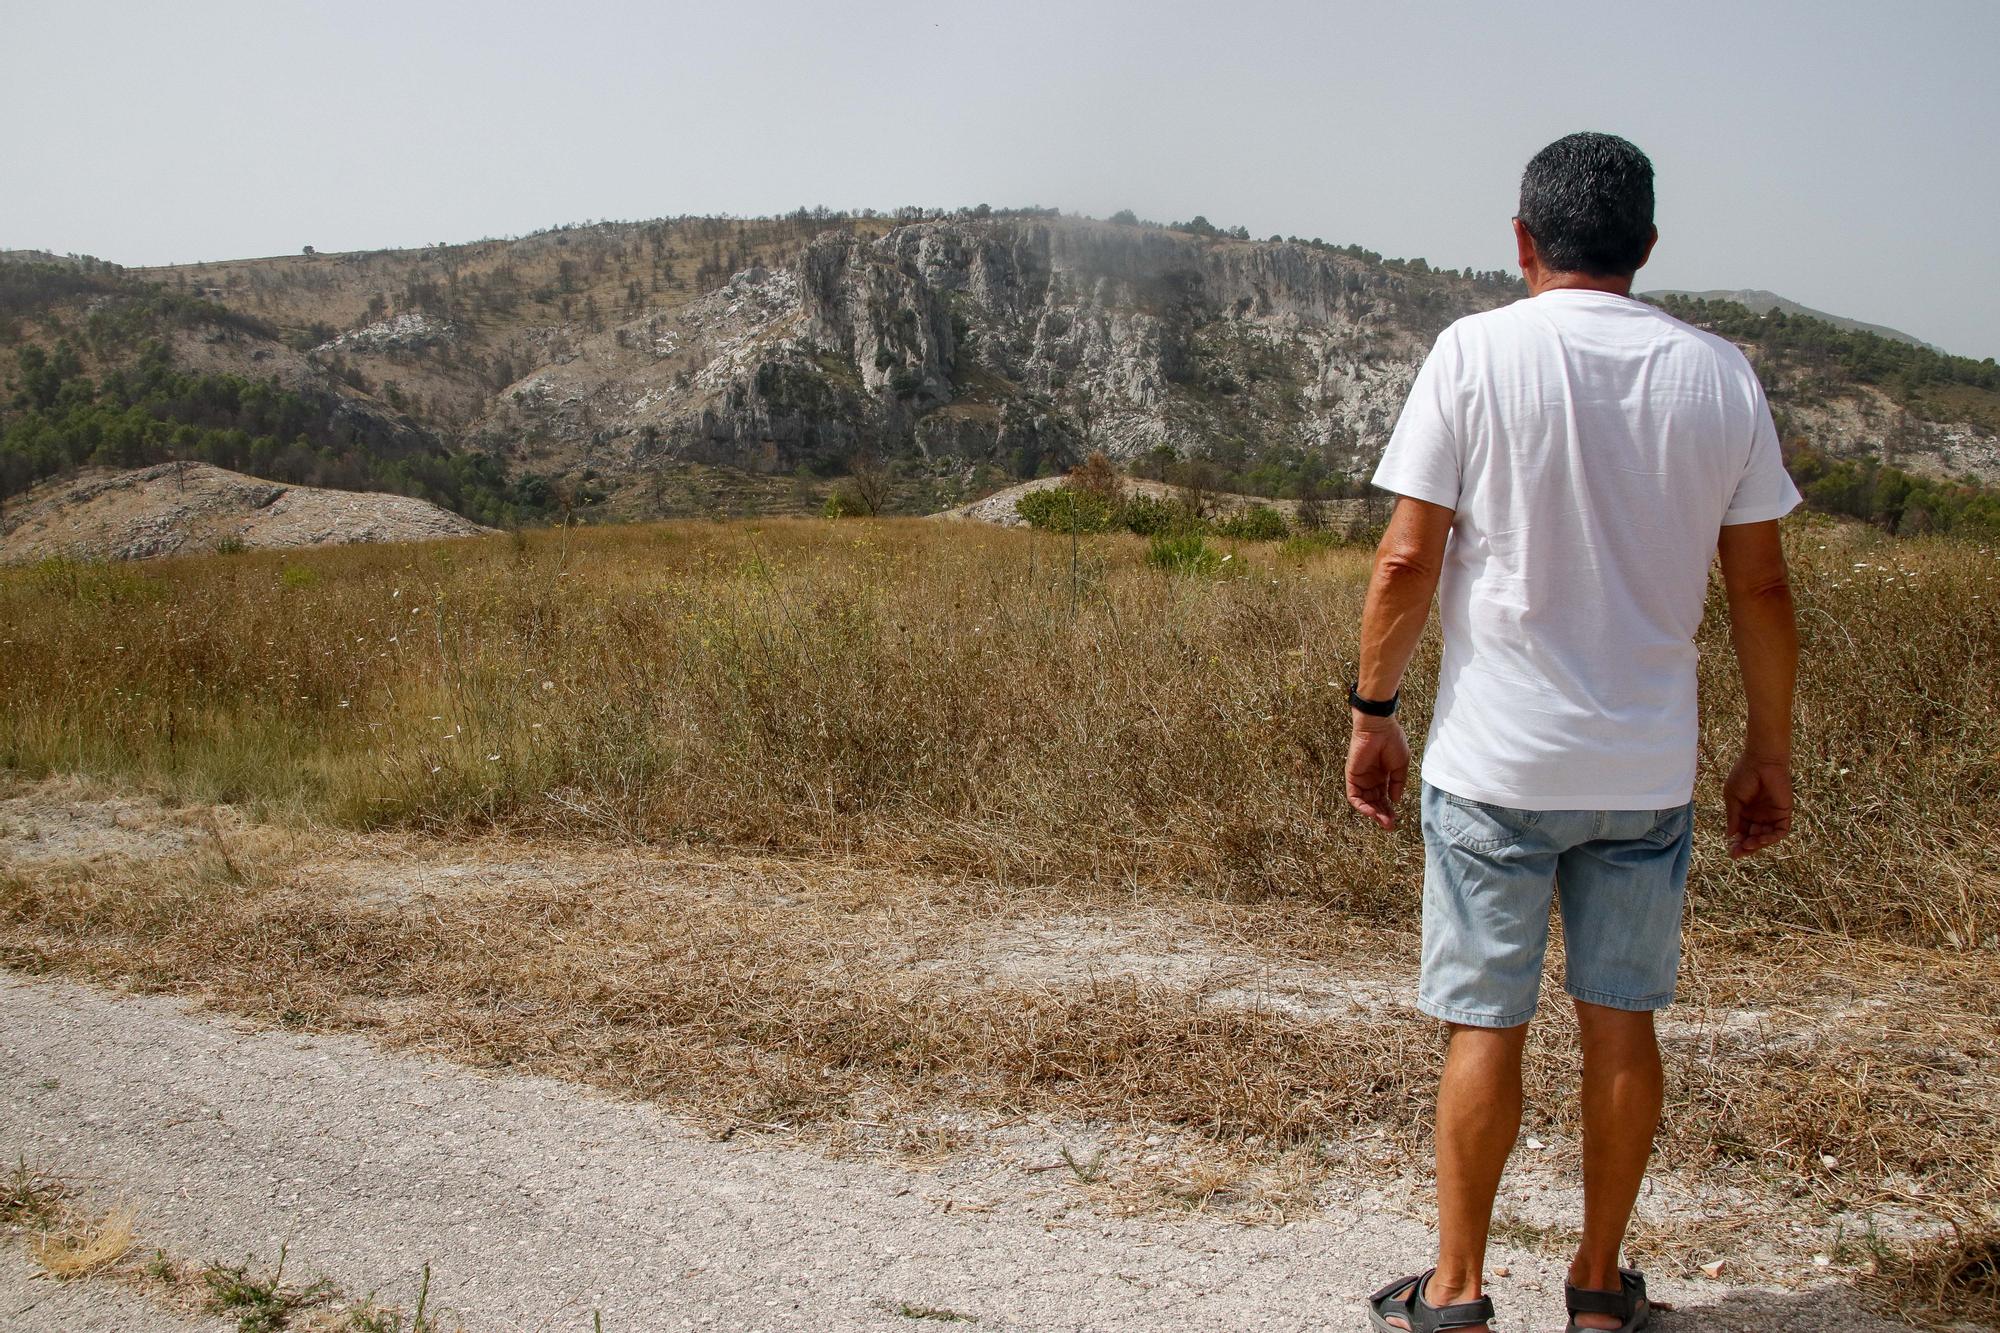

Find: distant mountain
<box><xmin>5</xmin><ymin>217</ymin><xmax>1996</xmax><ymax>532</ymax></box>
<box><xmin>1643</xmin><ymin>288</ymin><xmax>1938</xmax><ymax>352</ymax></box>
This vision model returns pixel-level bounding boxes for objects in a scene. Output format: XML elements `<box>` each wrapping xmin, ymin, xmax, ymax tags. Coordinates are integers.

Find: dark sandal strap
<box><xmin>1368</xmin><ymin>1270</ymin><xmax>1494</xmax><ymax>1332</ymax></box>
<box><xmin>1428</xmin><ymin>1294</ymin><xmax>1496</xmax><ymax>1329</ymax></box>
<box><xmin>1567</xmin><ymin>1286</ymin><xmax>1630</xmax><ymax>1317</ymax></box>
<box><xmin>1566</xmin><ymin>1269</ymin><xmax>1647</xmax><ymax>1321</ymax></box>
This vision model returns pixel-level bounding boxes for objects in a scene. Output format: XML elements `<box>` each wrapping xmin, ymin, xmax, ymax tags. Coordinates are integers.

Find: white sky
<box><xmin>5</xmin><ymin>0</ymin><xmax>1997</xmax><ymax>358</ymax></box>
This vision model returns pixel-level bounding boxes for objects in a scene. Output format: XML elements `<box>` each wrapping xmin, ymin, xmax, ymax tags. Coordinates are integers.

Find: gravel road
<box><xmin>0</xmin><ymin>974</ymin><xmax>1897</xmax><ymax>1332</ymax></box>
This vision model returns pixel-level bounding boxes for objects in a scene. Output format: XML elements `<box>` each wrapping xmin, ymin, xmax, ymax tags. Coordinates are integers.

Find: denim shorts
<box><xmin>1416</xmin><ymin>782</ymin><xmax>1695</xmax><ymax>1028</ymax></box>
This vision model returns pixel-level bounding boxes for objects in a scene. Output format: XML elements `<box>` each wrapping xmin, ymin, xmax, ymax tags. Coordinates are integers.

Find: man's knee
<box><xmin>1571</xmin><ymin>1000</ymin><xmax>1659</xmax><ymax>1059</ymax></box>
<box><xmin>1445</xmin><ymin>1018</ymin><xmax>1532</xmax><ymax>1058</ymax></box>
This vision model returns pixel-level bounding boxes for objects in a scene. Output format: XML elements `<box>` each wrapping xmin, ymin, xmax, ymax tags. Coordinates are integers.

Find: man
<box><xmin>1351</xmin><ymin>133</ymin><xmax>1800</xmax><ymax>1333</ymax></box>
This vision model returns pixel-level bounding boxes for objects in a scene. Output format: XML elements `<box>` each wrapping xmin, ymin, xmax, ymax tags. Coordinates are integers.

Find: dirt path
<box><xmin>0</xmin><ymin>974</ymin><xmax>1896</xmax><ymax>1333</ymax></box>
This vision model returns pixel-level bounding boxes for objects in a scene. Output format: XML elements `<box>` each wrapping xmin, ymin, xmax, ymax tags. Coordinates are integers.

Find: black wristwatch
<box><xmin>1348</xmin><ymin>681</ymin><xmax>1400</xmax><ymax>717</ymax></box>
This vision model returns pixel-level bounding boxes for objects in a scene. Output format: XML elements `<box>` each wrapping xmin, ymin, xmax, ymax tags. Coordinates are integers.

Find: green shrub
<box><xmin>1278</xmin><ymin>529</ymin><xmax>1345</xmax><ymax>559</ymax></box>
<box><xmin>279</xmin><ymin>564</ymin><xmax>318</xmax><ymax>590</ymax></box>
<box><xmin>822</xmin><ymin>490</ymin><xmax>860</xmax><ymax>519</ymax></box>
<box><xmin>214</xmin><ymin>536</ymin><xmax>248</xmax><ymax>555</ymax></box>
<box><xmin>1146</xmin><ymin>531</ymin><xmax>1228</xmax><ymax>576</ymax></box>
<box><xmin>1118</xmin><ymin>493</ymin><xmax>1193</xmax><ymax>537</ymax></box>
<box><xmin>1016</xmin><ymin>486</ymin><xmax>1117</xmax><ymax>534</ymax></box>
<box><xmin>1215</xmin><ymin>503</ymin><xmax>1291</xmax><ymax>541</ymax></box>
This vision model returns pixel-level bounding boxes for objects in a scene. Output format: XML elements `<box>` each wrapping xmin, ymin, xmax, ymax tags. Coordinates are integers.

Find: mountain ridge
<box><xmin>5</xmin><ymin>212</ymin><xmax>1996</xmax><ymax>534</ymax></box>
<box><xmin>1642</xmin><ymin>287</ymin><xmax>1940</xmax><ymax>351</ymax></box>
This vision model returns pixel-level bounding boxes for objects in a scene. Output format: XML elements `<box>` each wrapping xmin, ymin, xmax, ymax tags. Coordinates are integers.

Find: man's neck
<box><xmin>1525</xmin><ymin>269</ymin><xmax>1635</xmax><ymax>298</ymax></box>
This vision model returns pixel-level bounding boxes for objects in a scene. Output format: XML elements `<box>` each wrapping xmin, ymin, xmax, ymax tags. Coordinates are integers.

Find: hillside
<box><xmin>5</xmin><ymin>213</ymin><xmax>1998</xmax><ymax>534</ymax></box>
<box><xmin>0</xmin><ymin>461</ymin><xmax>488</xmax><ymax>562</ymax></box>
<box><xmin>937</xmin><ymin>472</ymin><xmax>1371</xmax><ymax>531</ymax></box>
<box><xmin>1643</xmin><ymin>287</ymin><xmax>1939</xmax><ymax>350</ymax></box>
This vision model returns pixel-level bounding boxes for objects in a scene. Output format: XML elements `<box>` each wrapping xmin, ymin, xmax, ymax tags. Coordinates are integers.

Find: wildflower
<box><xmin>542</xmin><ymin>680</ymin><xmax>555</xmax><ymax>690</ymax></box>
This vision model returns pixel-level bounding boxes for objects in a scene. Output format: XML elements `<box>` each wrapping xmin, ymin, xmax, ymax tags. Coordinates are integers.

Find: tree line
<box><xmin>0</xmin><ymin>339</ymin><xmax>557</xmax><ymax>528</ymax></box>
<box><xmin>1655</xmin><ymin>295</ymin><xmax>2000</xmax><ymax>413</ymax></box>
<box><xmin>1783</xmin><ymin>440</ymin><xmax>2000</xmax><ymax>539</ymax></box>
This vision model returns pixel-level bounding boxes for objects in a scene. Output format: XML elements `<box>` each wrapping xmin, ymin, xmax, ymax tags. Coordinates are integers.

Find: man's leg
<box><xmin>1430</xmin><ymin>1020</ymin><xmax>1530</xmax><ymax>1315</ymax></box>
<box><xmin>1568</xmin><ymin>1001</ymin><xmax>1664</xmax><ymax>1330</ymax></box>
<box><xmin>1556</xmin><ymin>803</ymin><xmax>1690</xmax><ymax>1328</ymax></box>
<box><xmin>1382</xmin><ymin>1019</ymin><xmax>1526</xmax><ymax>1332</ymax></box>
<box><xmin>1395</xmin><ymin>786</ymin><xmax>1565</xmax><ymax>1330</ymax></box>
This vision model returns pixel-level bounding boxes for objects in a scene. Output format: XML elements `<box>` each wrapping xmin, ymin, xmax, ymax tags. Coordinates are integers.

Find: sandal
<box><xmin>1564</xmin><ymin>1267</ymin><xmax>1651</xmax><ymax>1332</ymax></box>
<box><xmin>1368</xmin><ymin>1268</ymin><xmax>1496</xmax><ymax>1332</ymax></box>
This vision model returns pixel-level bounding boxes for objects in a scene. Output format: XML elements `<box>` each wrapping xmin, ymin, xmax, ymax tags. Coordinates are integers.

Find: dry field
<box><xmin>1</xmin><ymin>515</ymin><xmax>1997</xmax><ymax>1326</ymax></box>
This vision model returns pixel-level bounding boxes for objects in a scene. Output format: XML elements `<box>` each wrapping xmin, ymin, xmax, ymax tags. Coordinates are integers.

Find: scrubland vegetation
<box><xmin>1</xmin><ymin>515</ymin><xmax>1996</xmax><ymax>1319</ymax></box>
<box><xmin>2</xmin><ymin>514</ymin><xmax>1991</xmax><ymax>943</ymax></box>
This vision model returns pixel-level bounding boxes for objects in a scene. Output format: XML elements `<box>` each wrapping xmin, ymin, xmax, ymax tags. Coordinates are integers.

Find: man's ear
<box><xmin>1512</xmin><ymin>217</ymin><xmax>1538</xmax><ymax>274</ymax></box>
<box><xmin>1636</xmin><ymin>225</ymin><xmax>1659</xmax><ymax>272</ymax></box>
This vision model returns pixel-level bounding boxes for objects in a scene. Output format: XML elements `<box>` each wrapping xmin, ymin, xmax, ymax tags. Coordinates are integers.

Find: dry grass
<box><xmin>1862</xmin><ymin>1226</ymin><xmax>2000</xmax><ymax>1327</ymax></box>
<box><xmin>1</xmin><ymin>1159</ymin><xmax>133</xmax><ymax>1279</ymax></box>
<box><xmin>1</xmin><ymin>512</ymin><xmax>1993</xmax><ymax>943</ymax></box>
<box><xmin>3</xmin><ymin>825</ymin><xmax>1994</xmax><ymax>1232</ymax></box>
<box><xmin>34</xmin><ymin>1203</ymin><xmax>137</xmax><ymax>1279</ymax></box>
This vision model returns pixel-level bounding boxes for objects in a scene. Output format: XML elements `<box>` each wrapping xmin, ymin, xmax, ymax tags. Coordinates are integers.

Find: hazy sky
<box><xmin>6</xmin><ymin>0</ymin><xmax>1997</xmax><ymax>358</ymax></box>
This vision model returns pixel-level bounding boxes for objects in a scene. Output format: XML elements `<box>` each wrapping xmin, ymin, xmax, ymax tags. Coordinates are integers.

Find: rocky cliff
<box><xmin>470</xmin><ymin>217</ymin><xmax>1517</xmax><ymax>488</ymax></box>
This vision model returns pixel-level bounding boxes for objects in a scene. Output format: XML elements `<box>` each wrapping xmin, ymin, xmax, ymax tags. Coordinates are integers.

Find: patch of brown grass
<box><xmin>2</xmin><ymin>1160</ymin><xmax>135</xmax><ymax>1281</ymax></box>
<box><xmin>35</xmin><ymin>1204</ymin><xmax>137</xmax><ymax>1279</ymax></box>
<box><xmin>4</xmin><ymin>834</ymin><xmax>1995</xmax><ymax>1226</ymax></box>
<box><xmin>1860</xmin><ymin>1225</ymin><xmax>2000</xmax><ymax>1328</ymax></box>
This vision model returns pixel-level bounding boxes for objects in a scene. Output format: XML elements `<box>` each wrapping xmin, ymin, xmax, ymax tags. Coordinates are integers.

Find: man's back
<box><xmin>1372</xmin><ymin>290</ymin><xmax>1800</xmax><ymax>809</ymax></box>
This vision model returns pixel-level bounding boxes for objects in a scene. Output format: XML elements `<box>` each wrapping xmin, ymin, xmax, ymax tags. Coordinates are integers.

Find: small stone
<box><xmin>1700</xmin><ymin>1259</ymin><xmax>1726</xmax><ymax>1279</ymax></box>
<box><xmin>1492</xmin><ymin>1266</ymin><xmax>1510</xmax><ymax>1278</ymax></box>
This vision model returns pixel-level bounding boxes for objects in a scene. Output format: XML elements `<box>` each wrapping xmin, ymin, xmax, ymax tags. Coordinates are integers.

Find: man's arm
<box><xmin>1716</xmin><ymin>519</ymin><xmax>1798</xmax><ymax>858</ymax></box>
<box><xmin>1346</xmin><ymin>496</ymin><xmax>1454</xmax><ymax>829</ymax></box>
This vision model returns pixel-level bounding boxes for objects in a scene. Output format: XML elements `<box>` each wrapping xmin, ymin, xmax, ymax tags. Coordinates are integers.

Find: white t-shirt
<box><xmin>1371</xmin><ymin>289</ymin><xmax>1801</xmax><ymax>810</ymax></box>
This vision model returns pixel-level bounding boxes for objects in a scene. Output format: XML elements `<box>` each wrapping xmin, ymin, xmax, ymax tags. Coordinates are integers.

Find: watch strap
<box><xmin>1349</xmin><ymin>682</ymin><xmax>1400</xmax><ymax>717</ymax></box>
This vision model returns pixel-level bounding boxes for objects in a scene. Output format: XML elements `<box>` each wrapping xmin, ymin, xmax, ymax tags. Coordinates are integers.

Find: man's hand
<box><xmin>1723</xmin><ymin>753</ymin><xmax>1793</xmax><ymax>858</ymax></box>
<box><xmin>1346</xmin><ymin>712</ymin><xmax>1411</xmax><ymax>830</ymax></box>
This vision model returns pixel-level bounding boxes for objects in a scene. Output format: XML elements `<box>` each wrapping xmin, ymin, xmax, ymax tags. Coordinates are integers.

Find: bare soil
<box><xmin>0</xmin><ymin>780</ymin><xmax>1984</xmax><ymax>1330</ymax></box>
